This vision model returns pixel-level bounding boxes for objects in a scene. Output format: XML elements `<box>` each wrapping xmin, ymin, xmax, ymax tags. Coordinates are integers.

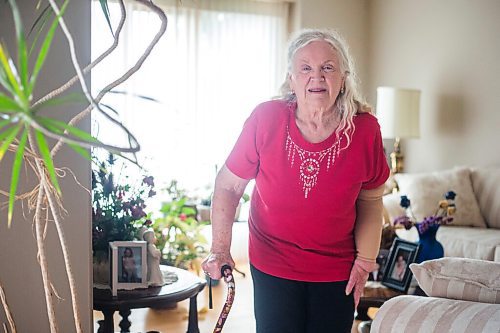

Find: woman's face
<box><xmin>289</xmin><ymin>40</ymin><xmax>345</xmax><ymax>112</ymax></box>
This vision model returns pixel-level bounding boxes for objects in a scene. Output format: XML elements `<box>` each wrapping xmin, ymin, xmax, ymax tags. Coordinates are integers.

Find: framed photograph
<box><xmin>381</xmin><ymin>238</ymin><xmax>420</xmax><ymax>293</ymax></box>
<box><xmin>109</xmin><ymin>241</ymin><xmax>148</xmax><ymax>296</ymax></box>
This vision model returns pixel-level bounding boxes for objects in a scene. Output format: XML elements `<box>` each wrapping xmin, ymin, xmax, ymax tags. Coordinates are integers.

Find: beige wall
<box><xmin>0</xmin><ymin>2</ymin><xmax>92</xmax><ymax>332</ymax></box>
<box><xmin>296</xmin><ymin>0</ymin><xmax>370</xmax><ymax>95</ymax></box>
<box><xmin>367</xmin><ymin>0</ymin><xmax>500</xmax><ymax>172</ymax></box>
<box><xmin>295</xmin><ymin>0</ymin><xmax>500</xmax><ymax>172</ymax></box>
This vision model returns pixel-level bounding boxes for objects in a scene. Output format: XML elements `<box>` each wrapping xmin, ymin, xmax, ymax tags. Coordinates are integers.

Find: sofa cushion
<box><xmin>372</xmin><ymin>295</ymin><xmax>500</xmax><ymax>333</ymax></box>
<box><xmin>409</xmin><ymin>257</ymin><xmax>500</xmax><ymax>304</ymax></box>
<box><xmin>394</xmin><ymin>167</ymin><xmax>487</xmax><ymax>228</ymax></box>
<box><xmin>437</xmin><ymin>226</ymin><xmax>500</xmax><ymax>261</ymax></box>
<box><xmin>471</xmin><ymin>167</ymin><xmax>500</xmax><ymax>229</ymax></box>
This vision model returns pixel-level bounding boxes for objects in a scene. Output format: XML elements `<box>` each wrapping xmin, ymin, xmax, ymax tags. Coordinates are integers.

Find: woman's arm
<box><xmin>202</xmin><ymin>164</ymin><xmax>250</xmax><ymax>279</ymax></box>
<box><xmin>354</xmin><ymin>184</ymin><xmax>385</xmax><ymax>262</ymax></box>
<box><xmin>346</xmin><ymin>184</ymin><xmax>385</xmax><ymax>308</ymax></box>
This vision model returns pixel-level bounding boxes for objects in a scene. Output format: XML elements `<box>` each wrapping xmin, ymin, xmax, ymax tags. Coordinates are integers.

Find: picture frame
<box><xmin>109</xmin><ymin>241</ymin><xmax>148</xmax><ymax>296</ymax></box>
<box><xmin>381</xmin><ymin>238</ymin><xmax>420</xmax><ymax>293</ymax></box>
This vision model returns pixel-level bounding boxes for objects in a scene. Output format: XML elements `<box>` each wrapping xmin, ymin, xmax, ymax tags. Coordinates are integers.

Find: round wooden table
<box><xmin>94</xmin><ymin>266</ymin><xmax>206</xmax><ymax>333</ymax></box>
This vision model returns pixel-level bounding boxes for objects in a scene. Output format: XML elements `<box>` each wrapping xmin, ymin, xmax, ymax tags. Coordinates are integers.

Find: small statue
<box><xmin>143</xmin><ymin>229</ymin><xmax>164</xmax><ymax>286</ymax></box>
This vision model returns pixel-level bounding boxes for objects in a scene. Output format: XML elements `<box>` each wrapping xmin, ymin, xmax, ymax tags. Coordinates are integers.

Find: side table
<box><xmin>94</xmin><ymin>265</ymin><xmax>206</xmax><ymax>333</ymax></box>
<box><xmin>356</xmin><ymin>281</ymin><xmax>404</xmax><ymax>321</ymax></box>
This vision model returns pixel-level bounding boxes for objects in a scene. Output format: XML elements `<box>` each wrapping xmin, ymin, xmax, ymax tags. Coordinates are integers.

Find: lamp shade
<box><xmin>376</xmin><ymin>87</ymin><xmax>421</xmax><ymax>139</ymax></box>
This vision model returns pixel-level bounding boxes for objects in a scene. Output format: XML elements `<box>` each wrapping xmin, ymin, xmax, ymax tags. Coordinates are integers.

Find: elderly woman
<box><xmin>202</xmin><ymin>29</ymin><xmax>389</xmax><ymax>332</ymax></box>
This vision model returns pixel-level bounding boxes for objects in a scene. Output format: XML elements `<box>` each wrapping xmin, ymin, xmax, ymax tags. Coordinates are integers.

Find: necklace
<box><xmin>285</xmin><ymin>128</ymin><xmax>342</xmax><ymax>198</ymax></box>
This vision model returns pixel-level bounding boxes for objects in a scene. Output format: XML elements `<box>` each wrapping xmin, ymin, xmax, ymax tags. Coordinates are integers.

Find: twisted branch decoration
<box><xmin>0</xmin><ymin>282</ymin><xmax>16</xmax><ymax>333</ymax></box>
<box><xmin>0</xmin><ymin>1</ymin><xmax>168</xmax><ymax>332</ymax></box>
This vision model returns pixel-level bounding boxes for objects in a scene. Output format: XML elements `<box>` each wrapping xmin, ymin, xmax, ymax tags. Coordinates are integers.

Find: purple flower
<box><xmin>394</xmin><ymin>215</ymin><xmax>413</xmax><ymax>230</ymax></box>
<box><xmin>143</xmin><ymin>176</ymin><xmax>155</xmax><ymax>187</ymax></box>
<box><xmin>131</xmin><ymin>206</ymin><xmax>146</xmax><ymax>219</ymax></box>
<box><xmin>400</xmin><ymin>195</ymin><xmax>411</xmax><ymax>209</ymax></box>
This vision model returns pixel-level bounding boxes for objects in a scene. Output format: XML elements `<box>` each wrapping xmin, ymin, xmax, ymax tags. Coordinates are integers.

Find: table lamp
<box><xmin>376</xmin><ymin>87</ymin><xmax>421</xmax><ymax>173</ymax></box>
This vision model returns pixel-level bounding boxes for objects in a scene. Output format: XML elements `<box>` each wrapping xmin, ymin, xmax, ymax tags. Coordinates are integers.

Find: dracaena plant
<box><xmin>0</xmin><ymin>0</ymin><xmax>167</xmax><ymax>332</ymax></box>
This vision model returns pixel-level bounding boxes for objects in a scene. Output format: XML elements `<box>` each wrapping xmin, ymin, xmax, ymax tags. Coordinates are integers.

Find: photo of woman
<box><xmin>390</xmin><ymin>250</ymin><xmax>409</xmax><ymax>281</ymax></box>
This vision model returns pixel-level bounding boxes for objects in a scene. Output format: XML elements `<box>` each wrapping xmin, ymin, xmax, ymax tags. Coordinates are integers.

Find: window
<box><xmin>91</xmin><ymin>0</ymin><xmax>289</xmax><ymax>200</ymax></box>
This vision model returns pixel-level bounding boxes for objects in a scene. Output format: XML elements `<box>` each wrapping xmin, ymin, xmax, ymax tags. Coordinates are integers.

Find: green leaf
<box><xmin>0</xmin><ymin>63</ymin><xmax>15</xmax><ymax>96</ymax></box>
<box><xmin>0</xmin><ymin>125</ymin><xmax>20</xmax><ymax>163</ymax></box>
<box><xmin>28</xmin><ymin>4</ymin><xmax>52</xmax><ymax>57</ymax></box>
<box><xmin>37</xmin><ymin>116</ymin><xmax>99</xmax><ymax>144</ymax></box>
<box><xmin>7</xmin><ymin>126</ymin><xmax>28</xmax><ymax>227</ymax></box>
<box><xmin>29</xmin><ymin>0</ymin><xmax>69</xmax><ymax>95</ymax></box>
<box><xmin>0</xmin><ymin>44</ymin><xmax>23</xmax><ymax>99</ymax></box>
<box><xmin>99</xmin><ymin>0</ymin><xmax>114</xmax><ymax>37</ymax></box>
<box><xmin>38</xmin><ymin>117</ymin><xmax>91</xmax><ymax>160</ymax></box>
<box><xmin>35</xmin><ymin>129</ymin><xmax>61</xmax><ymax>195</ymax></box>
<box><xmin>0</xmin><ymin>93</ymin><xmax>23</xmax><ymax>113</ymax></box>
<box><xmin>8</xmin><ymin>0</ymin><xmax>29</xmax><ymax>95</ymax></box>
<box><xmin>0</xmin><ymin>119</ymin><xmax>11</xmax><ymax>130</ymax></box>
<box><xmin>28</xmin><ymin>3</ymin><xmax>51</xmax><ymax>38</ymax></box>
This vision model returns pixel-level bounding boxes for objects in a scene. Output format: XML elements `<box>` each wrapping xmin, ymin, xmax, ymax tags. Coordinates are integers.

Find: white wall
<box><xmin>0</xmin><ymin>2</ymin><xmax>92</xmax><ymax>332</ymax></box>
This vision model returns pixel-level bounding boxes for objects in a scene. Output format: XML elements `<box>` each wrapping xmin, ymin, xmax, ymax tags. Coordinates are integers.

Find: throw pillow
<box><xmin>471</xmin><ymin>167</ymin><xmax>500</xmax><ymax>229</ymax></box>
<box><xmin>410</xmin><ymin>257</ymin><xmax>500</xmax><ymax>304</ymax></box>
<box><xmin>394</xmin><ymin>167</ymin><xmax>487</xmax><ymax>228</ymax></box>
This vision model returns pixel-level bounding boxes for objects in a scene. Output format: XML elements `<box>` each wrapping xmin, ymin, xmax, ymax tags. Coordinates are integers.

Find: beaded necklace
<box><xmin>285</xmin><ymin>127</ymin><xmax>342</xmax><ymax>198</ymax></box>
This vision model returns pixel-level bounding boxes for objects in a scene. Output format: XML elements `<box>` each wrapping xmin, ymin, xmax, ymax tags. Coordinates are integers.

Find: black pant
<box><xmin>251</xmin><ymin>265</ymin><xmax>354</xmax><ymax>333</ymax></box>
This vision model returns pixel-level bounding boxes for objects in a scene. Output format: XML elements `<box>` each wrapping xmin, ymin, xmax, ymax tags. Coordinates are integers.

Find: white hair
<box><xmin>279</xmin><ymin>29</ymin><xmax>371</xmax><ymax>149</ymax></box>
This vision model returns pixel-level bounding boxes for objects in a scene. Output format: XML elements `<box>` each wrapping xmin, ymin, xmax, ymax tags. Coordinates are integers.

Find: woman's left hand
<box><xmin>345</xmin><ymin>257</ymin><xmax>378</xmax><ymax>309</ymax></box>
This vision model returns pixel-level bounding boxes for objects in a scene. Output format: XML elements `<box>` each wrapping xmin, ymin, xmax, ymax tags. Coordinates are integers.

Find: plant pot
<box><xmin>416</xmin><ymin>224</ymin><xmax>444</xmax><ymax>263</ymax></box>
<box><xmin>197</xmin><ymin>205</ymin><xmax>211</xmax><ymax>222</ymax></box>
<box><xmin>93</xmin><ymin>252</ymin><xmax>110</xmax><ymax>286</ymax></box>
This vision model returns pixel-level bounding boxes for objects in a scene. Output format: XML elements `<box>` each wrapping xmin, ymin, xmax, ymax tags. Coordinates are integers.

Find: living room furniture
<box><xmin>356</xmin><ymin>281</ymin><xmax>404</xmax><ymax>321</ymax></box>
<box><xmin>94</xmin><ymin>266</ymin><xmax>206</xmax><ymax>333</ymax></box>
<box><xmin>383</xmin><ymin>166</ymin><xmax>500</xmax><ymax>261</ymax></box>
<box><xmin>371</xmin><ymin>257</ymin><xmax>500</xmax><ymax>333</ymax></box>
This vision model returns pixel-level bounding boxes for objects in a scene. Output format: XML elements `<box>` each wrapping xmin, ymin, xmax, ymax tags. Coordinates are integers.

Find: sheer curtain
<box><xmin>91</xmin><ymin>0</ymin><xmax>289</xmax><ymax>197</ymax></box>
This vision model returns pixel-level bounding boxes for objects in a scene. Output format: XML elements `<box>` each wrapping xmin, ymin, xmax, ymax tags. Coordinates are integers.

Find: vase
<box><xmin>93</xmin><ymin>251</ymin><xmax>110</xmax><ymax>286</ymax></box>
<box><xmin>416</xmin><ymin>224</ymin><xmax>444</xmax><ymax>263</ymax></box>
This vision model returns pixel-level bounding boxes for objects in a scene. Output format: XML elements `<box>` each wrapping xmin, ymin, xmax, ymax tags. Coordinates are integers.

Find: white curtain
<box><xmin>91</xmin><ymin>0</ymin><xmax>289</xmax><ymax>197</ymax></box>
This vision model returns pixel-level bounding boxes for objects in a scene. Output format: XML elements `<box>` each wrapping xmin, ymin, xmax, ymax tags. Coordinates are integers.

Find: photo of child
<box><xmin>119</xmin><ymin>246</ymin><xmax>142</xmax><ymax>283</ymax></box>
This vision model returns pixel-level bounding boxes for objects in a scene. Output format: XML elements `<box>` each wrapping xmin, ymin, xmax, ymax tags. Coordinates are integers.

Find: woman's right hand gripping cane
<box><xmin>202</xmin><ymin>251</ymin><xmax>235</xmax><ymax>280</ymax></box>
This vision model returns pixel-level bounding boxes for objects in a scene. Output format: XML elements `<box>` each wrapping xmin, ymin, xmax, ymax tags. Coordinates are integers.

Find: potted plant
<box><xmin>0</xmin><ymin>1</ymin><xmax>167</xmax><ymax>331</ymax></box>
<box><xmin>150</xmin><ymin>180</ymin><xmax>209</xmax><ymax>275</ymax></box>
<box><xmin>91</xmin><ymin>152</ymin><xmax>156</xmax><ymax>284</ymax></box>
<box><xmin>197</xmin><ymin>190</ymin><xmax>250</xmax><ymax>222</ymax></box>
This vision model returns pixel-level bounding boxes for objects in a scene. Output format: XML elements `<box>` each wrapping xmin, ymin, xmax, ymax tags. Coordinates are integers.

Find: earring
<box><xmin>340</xmin><ymin>86</ymin><xmax>345</xmax><ymax>94</ymax></box>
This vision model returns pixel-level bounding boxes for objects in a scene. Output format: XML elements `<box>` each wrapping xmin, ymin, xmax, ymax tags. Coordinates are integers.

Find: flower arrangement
<box><xmin>92</xmin><ymin>153</ymin><xmax>156</xmax><ymax>255</ymax></box>
<box><xmin>394</xmin><ymin>191</ymin><xmax>457</xmax><ymax>234</ymax></box>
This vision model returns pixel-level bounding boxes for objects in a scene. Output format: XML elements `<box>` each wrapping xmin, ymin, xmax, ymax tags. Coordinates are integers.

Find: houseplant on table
<box><xmin>150</xmin><ymin>180</ymin><xmax>209</xmax><ymax>275</ymax></box>
<box><xmin>197</xmin><ymin>190</ymin><xmax>250</xmax><ymax>222</ymax></box>
<box><xmin>92</xmin><ymin>152</ymin><xmax>156</xmax><ymax>285</ymax></box>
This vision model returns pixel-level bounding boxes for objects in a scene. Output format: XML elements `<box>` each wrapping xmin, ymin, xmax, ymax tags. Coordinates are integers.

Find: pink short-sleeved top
<box><xmin>226</xmin><ymin>100</ymin><xmax>389</xmax><ymax>282</ymax></box>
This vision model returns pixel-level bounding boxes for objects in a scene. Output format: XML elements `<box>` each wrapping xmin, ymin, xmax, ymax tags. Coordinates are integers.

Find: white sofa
<box><xmin>372</xmin><ymin>257</ymin><xmax>500</xmax><ymax>333</ymax></box>
<box><xmin>383</xmin><ymin>166</ymin><xmax>500</xmax><ymax>262</ymax></box>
